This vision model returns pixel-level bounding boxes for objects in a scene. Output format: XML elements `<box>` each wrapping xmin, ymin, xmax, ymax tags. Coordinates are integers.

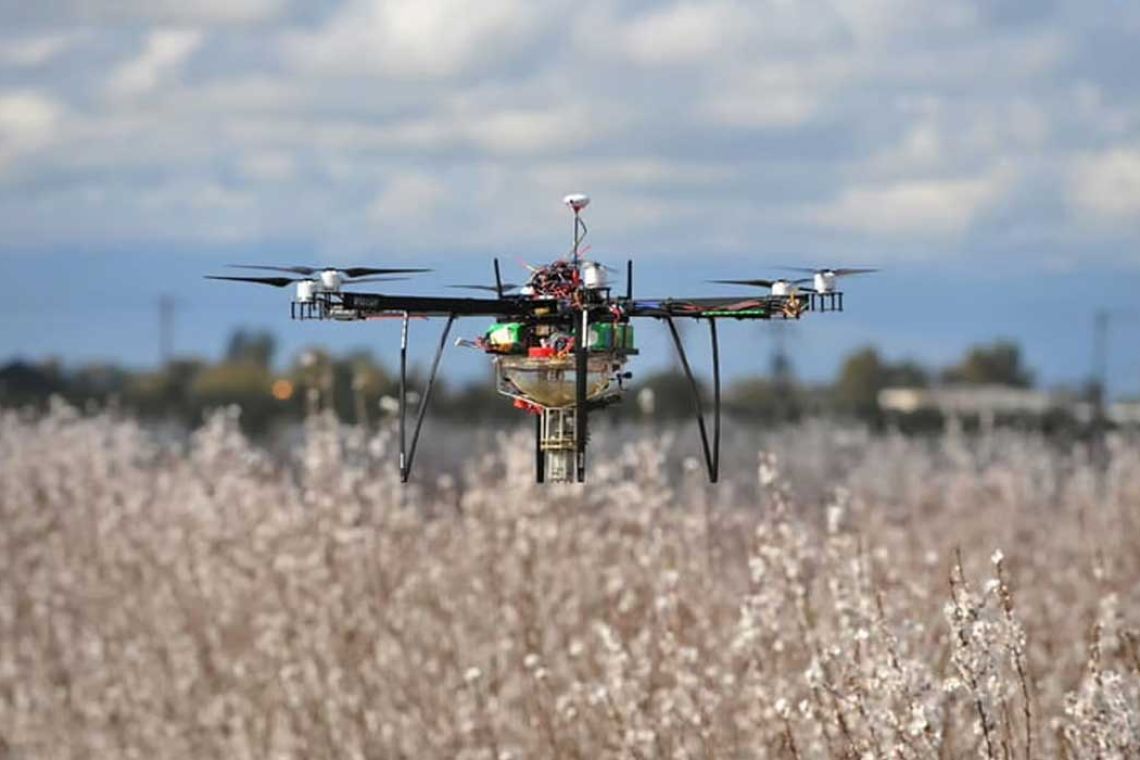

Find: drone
<box><xmin>207</xmin><ymin>194</ymin><xmax>873</xmax><ymax>483</ymax></box>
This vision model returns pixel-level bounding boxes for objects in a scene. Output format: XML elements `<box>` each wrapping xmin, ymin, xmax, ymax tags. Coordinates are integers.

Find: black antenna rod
<box><xmin>494</xmin><ymin>258</ymin><xmax>504</xmax><ymax>299</ymax></box>
<box><xmin>626</xmin><ymin>259</ymin><xmax>633</xmax><ymax>301</ymax></box>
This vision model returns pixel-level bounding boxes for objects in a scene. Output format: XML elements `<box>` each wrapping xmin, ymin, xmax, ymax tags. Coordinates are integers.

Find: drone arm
<box><xmin>575</xmin><ymin>307</ymin><xmax>588</xmax><ymax>483</ymax></box>
<box><xmin>340</xmin><ymin>292</ymin><xmax>528</xmax><ymax>318</ymax></box>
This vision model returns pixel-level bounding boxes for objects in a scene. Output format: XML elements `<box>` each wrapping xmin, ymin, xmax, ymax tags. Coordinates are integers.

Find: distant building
<box><xmin>1111</xmin><ymin>401</ymin><xmax>1140</xmax><ymax>426</ymax></box>
<box><xmin>878</xmin><ymin>385</ymin><xmax>1140</xmax><ymax>427</ymax></box>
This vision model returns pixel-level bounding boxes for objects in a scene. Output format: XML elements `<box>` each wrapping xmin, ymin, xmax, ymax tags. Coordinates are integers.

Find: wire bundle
<box><xmin>528</xmin><ymin>260</ymin><xmax>580</xmax><ymax>299</ymax></box>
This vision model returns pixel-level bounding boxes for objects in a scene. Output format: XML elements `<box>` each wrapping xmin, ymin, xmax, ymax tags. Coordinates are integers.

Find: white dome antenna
<box><xmin>562</xmin><ymin>193</ymin><xmax>590</xmax><ymax>213</ymax></box>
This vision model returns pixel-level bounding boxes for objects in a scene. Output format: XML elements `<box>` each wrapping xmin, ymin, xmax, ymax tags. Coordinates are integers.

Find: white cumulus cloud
<box><xmin>4</xmin><ymin>0</ymin><xmax>288</xmax><ymax>26</ymax></box>
<box><xmin>105</xmin><ymin>28</ymin><xmax>204</xmax><ymax>100</ymax></box>
<box><xmin>813</xmin><ymin>169</ymin><xmax>1014</xmax><ymax>237</ymax></box>
<box><xmin>0</xmin><ymin>91</ymin><xmax>65</xmax><ymax>169</ymax></box>
<box><xmin>0</xmin><ymin>33</ymin><xmax>78</xmax><ymax>67</ymax></box>
<box><xmin>285</xmin><ymin>0</ymin><xmax>544</xmax><ymax>79</ymax></box>
<box><xmin>621</xmin><ymin>3</ymin><xmax>745</xmax><ymax>66</ymax></box>
<box><xmin>1068</xmin><ymin>148</ymin><xmax>1140</xmax><ymax>223</ymax></box>
<box><xmin>369</xmin><ymin>172</ymin><xmax>447</xmax><ymax>227</ymax></box>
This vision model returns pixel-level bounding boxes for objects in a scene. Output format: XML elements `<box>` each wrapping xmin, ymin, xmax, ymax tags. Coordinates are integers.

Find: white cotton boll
<box><xmin>826</xmin><ymin>504</ymin><xmax>844</xmax><ymax>534</ymax></box>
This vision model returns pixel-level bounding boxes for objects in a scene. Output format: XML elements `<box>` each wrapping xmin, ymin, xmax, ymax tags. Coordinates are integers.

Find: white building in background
<box><xmin>1111</xmin><ymin>401</ymin><xmax>1140</xmax><ymax>425</ymax></box>
<box><xmin>878</xmin><ymin>385</ymin><xmax>1140</xmax><ymax>426</ymax></box>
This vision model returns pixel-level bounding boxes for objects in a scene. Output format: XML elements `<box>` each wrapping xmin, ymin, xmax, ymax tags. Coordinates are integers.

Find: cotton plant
<box><xmin>0</xmin><ymin>404</ymin><xmax>1137</xmax><ymax>758</ymax></box>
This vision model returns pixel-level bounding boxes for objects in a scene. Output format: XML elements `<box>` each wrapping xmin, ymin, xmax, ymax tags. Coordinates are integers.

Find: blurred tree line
<box><xmin>0</xmin><ymin>330</ymin><xmax>1056</xmax><ymax>434</ymax></box>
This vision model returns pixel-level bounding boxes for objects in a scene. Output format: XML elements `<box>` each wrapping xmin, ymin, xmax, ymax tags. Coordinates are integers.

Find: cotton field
<box><xmin>1</xmin><ymin>405</ymin><xmax>1138</xmax><ymax>759</ymax></box>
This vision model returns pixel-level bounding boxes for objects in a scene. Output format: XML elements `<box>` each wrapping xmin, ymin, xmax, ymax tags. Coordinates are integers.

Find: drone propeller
<box><xmin>448</xmin><ymin>283</ymin><xmax>521</xmax><ymax>293</ymax></box>
<box><xmin>205</xmin><ymin>275</ymin><xmax>300</xmax><ymax>288</ymax></box>
<box><xmin>206</xmin><ymin>274</ymin><xmax>407</xmax><ymax>288</ymax></box>
<box><xmin>708</xmin><ymin>278</ymin><xmax>814</xmax><ymax>288</ymax></box>
<box><xmin>709</xmin><ymin>278</ymin><xmax>774</xmax><ymax>288</ymax></box>
<box><xmin>340</xmin><ymin>276</ymin><xmax>409</xmax><ymax>286</ymax></box>
<box><xmin>709</xmin><ymin>277</ymin><xmax>818</xmax><ymax>297</ymax></box>
<box><xmin>229</xmin><ymin>264</ymin><xmax>431</xmax><ymax>277</ymax></box>
<box><xmin>780</xmin><ymin>266</ymin><xmax>878</xmax><ymax>277</ymax></box>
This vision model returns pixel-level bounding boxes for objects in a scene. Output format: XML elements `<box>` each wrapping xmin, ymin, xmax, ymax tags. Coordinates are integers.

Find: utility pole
<box><xmin>1090</xmin><ymin>310</ymin><xmax>1108</xmax><ymax>423</ymax></box>
<box><xmin>158</xmin><ymin>294</ymin><xmax>175</xmax><ymax>367</ymax></box>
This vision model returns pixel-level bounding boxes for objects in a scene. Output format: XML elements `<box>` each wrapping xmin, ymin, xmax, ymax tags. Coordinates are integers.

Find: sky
<box><xmin>0</xmin><ymin>0</ymin><xmax>1137</xmax><ymax>396</ymax></box>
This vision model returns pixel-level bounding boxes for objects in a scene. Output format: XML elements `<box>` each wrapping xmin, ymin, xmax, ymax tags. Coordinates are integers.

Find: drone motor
<box><xmin>770</xmin><ymin>279</ymin><xmax>796</xmax><ymax>296</ymax></box>
<box><xmin>318</xmin><ymin>269</ymin><xmax>343</xmax><ymax>292</ymax></box>
<box><xmin>582</xmin><ymin>261</ymin><xmax>608</xmax><ymax>290</ymax></box>
<box><xmin>296</xmin><ymin>280</ymin><xmax>316</xmax><ymax>303</ymax></box>
<box><xmin>814</xmin><ymin>271</ymin><xmax>837</xmax><ymax>293</ymax></box>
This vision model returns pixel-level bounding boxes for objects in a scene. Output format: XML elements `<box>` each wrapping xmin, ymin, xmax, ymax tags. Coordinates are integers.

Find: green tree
<box><xmin>190</xmin><ymin>362</ymin><xmax>277</xmax><ymax>433</ymax></box>
<box><xmin>225</xmin><ymin>330</ymin><xmax>277</xmax><ymax>369</ymax></box>
<box><xmin>835</xmin><ymin>347</ymin><xmax>885</xmax><ymax>419</ymax></box>
<box><xmin>943</xmin><ymin>340</ymin><xmax>1032</xmax><ymax>387</ymax></box>
<box><xmin>634</xmin><ymin>371</ymin><xmax>706</xmax><ymax>420</ymax></box>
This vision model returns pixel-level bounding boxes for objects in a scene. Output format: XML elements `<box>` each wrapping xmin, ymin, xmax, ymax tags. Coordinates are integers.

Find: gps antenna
<box><xmin>563</xmin><ymin>193</ymin><xmax>590</xmax><ymax>266</ymax></box>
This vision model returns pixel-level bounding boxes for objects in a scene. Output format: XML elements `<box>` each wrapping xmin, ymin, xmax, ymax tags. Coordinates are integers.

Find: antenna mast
<box><xmin>563</xmin><ymin>193</ymin><xmax>590</xmax><ymax>266</ymax></box>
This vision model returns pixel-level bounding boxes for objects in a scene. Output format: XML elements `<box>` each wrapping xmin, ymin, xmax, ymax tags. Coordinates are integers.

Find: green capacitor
<box><xmin>588</xmin><ymin>323</ymin><xmax>614</xmax><ymax>349</ymax></box>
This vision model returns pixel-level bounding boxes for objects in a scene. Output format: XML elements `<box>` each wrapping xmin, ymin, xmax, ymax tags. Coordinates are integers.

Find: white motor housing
<box><xmin>296</xmin><ymin>279</ymin><xmax>316</xmax><ymax>303</ymax></box>
<box><xmin>582</xmin><ymin>261</ymin><xmax>608</xmax><ymax>289</ymax></box>
<box><xmin>813</xmin><ymin>270</ymin><xmax>836</xmax><ymax>293</ymax></box>
<box><xmin>319</xmin><ymin>269</ymin><xmax>342</xmax><ymax>292</ymax></box>
<box><xmin>771</xmin><ymin>279</ymin><xmax>794</xmax><ymax>296</ymax></box>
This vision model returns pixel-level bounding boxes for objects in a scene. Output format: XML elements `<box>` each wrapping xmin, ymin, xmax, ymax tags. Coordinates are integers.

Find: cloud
<box><xmin>0</xmin><ymin>91</ymin><xmax>64</xmax><ymax>169</ymax></box>
<box><xmin>105</xmin><ymin>28</ymin><xmax>204</xmax><ymax>99</ymax></box>
<box><xmin>238</xmin><ymin>151</ymin><xmax>296</xmax><ymax>182</ymax></box>
<box><xmin>620</xmin><ymin>3</ymin><xmax>746</xmax><ymax>66</ymax></box>
<box><xmin>701</xmin><ymin>83</ymin><xmax>820</xmax><ymax>130</ymax></box>
<box><xmin>0</xmin><ymin>33</ymin><xmax>78</xmax><ymax>67</ymax></box>
<box><xmin>0</xmin><ymin>0</ymin><xmax>289</xmax><ymax>26</ymax></box>
<box><xmin>1068</xmin><ymin>148</ymin><xmax>1140</xmax><ymax>222</ymax></box>
<box><xmin>0</xmin><ymin>0</ymin><xmax>1137</xmax><ymax>272</ymax></box>
<box><xmin>812</xmin><ymin>169</ymin><xmax>1014</xmax><ymax>237</ymax></box>
<box><xmin>285</xmin><ymin>0</ymin><xmax>544</xmax><ymax>79</ymax></box>
<box><xmin>369</xmin><ymin>172</ymin><xmax>447</xmax><ymax>227</ymax></box>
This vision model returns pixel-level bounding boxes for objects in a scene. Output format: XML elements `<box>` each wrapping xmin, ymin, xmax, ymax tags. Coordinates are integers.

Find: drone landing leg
<box><xmin>399</xmin><ymin>312</ymin><xmax>409</xmax><ymax>480</ymax></box>
<box><xmin>402</xmin><ymin>314</ymin><xmax>456</xmax><ymax>482</ymax></box>
<box><xmin>575</xmin><ymin>307</ymin><xmax>588</xmax><ymax>483</ymax></box>
<box><xmin>664</xmin><ymin>315</ymin><xmax>720</xmax><ymax>483</ymax></box>
<box><xmin>709</xmin><ymin>318</ymin><xmax>721</xmax><ymax>481</ymax></box>
<box><xmin>535</xmin><ymin>414</ymin><xmax>545</xmax><ymax>483</ymax></box>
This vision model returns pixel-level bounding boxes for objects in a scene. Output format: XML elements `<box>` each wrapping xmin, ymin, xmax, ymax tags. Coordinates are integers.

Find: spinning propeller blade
<box><xmin>780</xmin><ymin>266</ymin><xmax>878</xmax><ymax>276</ymax></box>
<box><xmin>228</xmin><ymin>264</ymin><xmax>431</xmax><ymax>277</ymax></box>
<box><xmin>448</xmin><ymin>283</ymin><xmax>521</xmax><ymax>293</ymax></box>
<box><xmin>340</xmin><ymin>276</ymin><xmax>409</xmax><ymax>285</ymax></box>
<box><xmin>205</xmin><ymin>275</ymin><xmax>299</xmax><ymax>288</ymax></box>
<box><xmin>708</xmin><ymin>278</ymin><xmax>776</xmax><ymax>288</ymax></box>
